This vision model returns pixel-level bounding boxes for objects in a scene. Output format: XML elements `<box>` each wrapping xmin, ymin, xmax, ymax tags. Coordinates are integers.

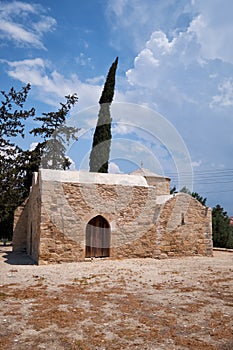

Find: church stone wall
<box><xmin>144</xmin><ymin>176</ymin><xmax>170</xmax><ymax>195</ymax></box>
<box><xmin>156</xmin><ymin>193</ymin><xmax>212</xmax><ymax>257</ymax></box>
<box><xmin>13</xmin><ymin>199</ymin><xmax>29</xmax><ymax>252</ymax></box>
<box><xmin>26</xmin><ymin>176</ymin><xmax>41</xmax><ymax>263</ymax></box>
<box><xmin>36</xmin><ymin>180</ymin><xmax>212</xmax><ymax>264</ymax></box>
<box><xmin>13</xmin><ymin>174</ymin><xmax>42</xmax><ymax>263</ymax></box>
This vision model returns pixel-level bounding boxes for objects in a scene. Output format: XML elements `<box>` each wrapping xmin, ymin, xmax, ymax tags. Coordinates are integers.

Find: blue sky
<box><xmin>0</xmin><ymin>0</ymin><xmax>233</xmax><ymax>215</ymax></box>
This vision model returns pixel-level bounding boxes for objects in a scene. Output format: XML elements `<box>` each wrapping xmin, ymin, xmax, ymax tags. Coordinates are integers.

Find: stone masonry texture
<box><xmin>13</xmin><ymin>170</ymin><xmax>213</xmax><ymax>264</ymax></box>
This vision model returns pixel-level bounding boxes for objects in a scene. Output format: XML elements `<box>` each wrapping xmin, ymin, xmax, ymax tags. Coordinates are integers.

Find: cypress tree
<box><xmin>89</xmin><ymin>57</ymin><xmax>118</xmax><ymax>173</ymax></box>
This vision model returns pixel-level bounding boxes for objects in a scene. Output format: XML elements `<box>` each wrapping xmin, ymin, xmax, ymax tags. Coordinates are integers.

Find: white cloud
<box><xmin>189</xmin><ymin>0</ymin><xmax>233</xmax><ymax>63</ymax></box>
<box><xmin>111</xmin><ymin>1</ymin><xmax>233</xmax><ymax>202</ymax></box>
<box><xmin>127</xmin><ymin>48</ymin><xmax>159</xmax><ymax>87</ymax></box>
<box><xmin>125</xmin><ymin>28</ymin><xmax>199</xmax><ymax>93</ymax></box>
<box><xmin>29</xmin><ymin>142</ymin><xmax>38</xmax><ymax>151</ymax></box>
<box><xmin>0</xmin><ymin>1</ymin><xmax>37</xmax><ymax>17</ymax></box>
<box><xmin>0</xmin><ymin>1</ymin><xmax>56</xmax><ymax>49</ymax></box>
<box><xmin>75</xmin><ymin>53</ymin><xmax>93</xmax><ymax>67</ymax></box>
<box><xmin>86</xmin><ymin>76</ymin><xmax>104</xmax><ymax>84</ymax></box>
<box><xmin>7</xmin><ymin>57</ymin><xmax>45</xmax><ymax>68</ymax></box>
<box><xmin>210</xmin><ymin>78</ymin><xmax>233</xmax><ymax>109</ymax></box>
<box><xmin>32</xmin><ymin>16</ymin><xmax>56</xmax><ymax>36</ymax></box>
<box><xmin>4</xmin><ymin>58</ymin><xmax>102</xmax><ymax>110</ymax></box>
<box><xmin>147</xmin><ymin>31</ymin><xmax>174</xmax><ymax>54</ymax></box>
<box><xmin>108</xmin><ymin>162</ymin><xmax>123</xmax><ymax>174</ymax></box>
<box><xmin>0</xmin><ymin>20</ymin><xmax>45</xmax><ymax>48</ymax></box>
<box><xmin>107</xmin><ymin>0</ymin><xmax>233</xmax><ymax>65</ymax></box>
<box><xmin>191</xmin><ymin>160</ymin><xmax>202</xmax><ymax>167</ymax></box>
<box><xmin>125</xmin><ymin>10</ymin><xmax>233</xmax><ymax>112</ymax></box>
<box><xmin>106</xmin><ymin>0</ymin><xmax>187</xmax><ymax>51</ymax></box>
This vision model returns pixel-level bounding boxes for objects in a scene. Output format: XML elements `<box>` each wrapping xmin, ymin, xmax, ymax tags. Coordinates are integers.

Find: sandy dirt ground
<box><xmin>0</xmin><ymin>246</ymin><xmax>233</xmax><ymax>350</ymax></box>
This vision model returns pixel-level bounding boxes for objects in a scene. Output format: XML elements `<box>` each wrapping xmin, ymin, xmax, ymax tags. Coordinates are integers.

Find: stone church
<box><xmin>13</xmin><ymin>168</ymin><xmax>213</xmax><ymax>264</ymax></box>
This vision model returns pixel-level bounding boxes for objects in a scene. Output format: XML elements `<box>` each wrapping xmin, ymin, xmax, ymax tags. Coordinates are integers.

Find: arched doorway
<box><xmin>85</xmin><ymin>215</ymin><xmax>110</xmax><ymax>258</ymax></box>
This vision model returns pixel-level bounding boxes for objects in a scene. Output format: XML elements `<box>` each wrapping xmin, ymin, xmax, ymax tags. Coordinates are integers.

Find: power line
<box><xmin>170</xmin><ymin>180</ymin><xmax>233</xmax><ymax>185</ymax></box>
<box><xmin>202</xmin><ymin>189</ymin><xmax>233</xmax><ymax>194</ymax></box>
<box><xmin>166</xmin><ymin>168</ymin><xmax>233</xmax><ymax>175</ymax></box>
<box><xmin>166</xmin><ymin>168</ymin><xmax>233</xmax><ymax>186</ymax></box>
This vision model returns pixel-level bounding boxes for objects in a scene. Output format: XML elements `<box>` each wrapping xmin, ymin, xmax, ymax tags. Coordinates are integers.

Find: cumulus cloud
<box><xmin>125</xmin><ymin>28</ymin><xmax>202</xmax><ymax>106</ymax></box>
<box><xmin>108</xmin><ymin>162</ymin><xmax>123</xmax><ymax>174</ymax></box>
<box><xmin>127</xmin><ymin>47</ymin><xmax>160</xmax><ymax>87</ymax></box>
<box><xmin>106</xmin><ymin>0</ymin><xmax>194</xmax><ymax>52</ymax></box>
<box><xmin>107</xmin><ymin>0</ymin><xmax>233</xmax><ymax>64</ymax></box>
<box><xmin>113</xmin><ymin>1</ymin><xmax>233</xmax><ymax>207</ymax></box>
<box><xmin>125</xmin><ymin>9</ymin><xmax>233</xmax><ymax>112</ymax></box>
<box><xmin>0</xmin><ymin>1</ymin><xmax>56</xmax><ymax>49</ymax></box>
<box><xmin>188</xmin><ymin>0</ymin><xmax>233</xmax><ymax>63</ymax></box>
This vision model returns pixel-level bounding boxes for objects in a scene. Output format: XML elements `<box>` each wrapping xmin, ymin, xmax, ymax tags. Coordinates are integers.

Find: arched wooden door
<box><xmin>85</xmin><ymin>215</ymin><xmax>110</xmax><ymax>258</ymax></box>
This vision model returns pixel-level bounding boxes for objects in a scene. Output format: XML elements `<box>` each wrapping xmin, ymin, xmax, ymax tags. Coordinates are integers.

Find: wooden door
<box><xmin>86</xmin><ymin>216</ymin><xmax>110</xmax><ymax>258</ymax></box>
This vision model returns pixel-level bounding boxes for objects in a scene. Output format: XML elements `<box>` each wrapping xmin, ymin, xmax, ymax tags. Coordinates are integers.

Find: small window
<box><xmin>181</xmin><ymin>213</ymin><xmax>185</xmax><ymax>225</ymax></box>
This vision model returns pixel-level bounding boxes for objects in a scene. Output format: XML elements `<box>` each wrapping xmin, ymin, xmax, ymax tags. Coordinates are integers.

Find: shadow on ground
<box><xmin>0</xmin><ymin>246</ymin><xmax>35</xmax><ymax>265</ymax></box>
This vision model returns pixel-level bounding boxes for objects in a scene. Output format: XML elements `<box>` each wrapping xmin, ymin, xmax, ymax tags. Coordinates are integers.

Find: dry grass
<box><xmin>0</xmin><ymin>249</ymin><xmax>233</xmax><ymax>349</ymax></box>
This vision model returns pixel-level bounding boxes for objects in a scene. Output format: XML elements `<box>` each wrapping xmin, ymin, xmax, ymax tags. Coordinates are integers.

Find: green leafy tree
<box><xmin>30</xmin><ymin>94</ymin><xmax>79</xmax><ymax>170</ymax></box>
<box><xmin>212</xmin><ymin>205</ymin><xmax>230</xmax><ymax>248</ymax></box>
<box><xmin>0</xmin><ymin>84</ymin><xmax>35</xmax><ymax>238</ymax></box>
<box><xmin>89</xmin><ymin>57</ymin><xmax>118</xmax><ymax>173</ymax></box>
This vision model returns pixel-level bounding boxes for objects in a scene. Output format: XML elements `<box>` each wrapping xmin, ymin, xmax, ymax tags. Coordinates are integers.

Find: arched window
<box><xmin>85</xmin><ymin>215</ymin><xmax>110</xmax><ymax>258</ymax></box>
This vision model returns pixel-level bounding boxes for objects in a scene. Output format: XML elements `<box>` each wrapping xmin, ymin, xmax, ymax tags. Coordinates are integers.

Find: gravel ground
<box><xmin>0</xmin><ymin>246</ymin><xmax>233</xmax><ymax>349</ymax></box>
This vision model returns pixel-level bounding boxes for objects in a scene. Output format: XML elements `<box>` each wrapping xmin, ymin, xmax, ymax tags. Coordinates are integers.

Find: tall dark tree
<box><xmin>0</xmin><ymin>84</ymin><xmax>35</xmax><ymax>239</ymax></box>
<box><xmin>30</xmin><ymin>94</ymin><xmax>79</xmax><ymax>170</ymax></box>
<box><xmin>89</xmin><ymin>57</ymin><xmax>118</xmax><ymax>173</ymax></box>
<box><xmin>212</xmin><ymin>205</ymin><xmax>230</xmax><ymax>248</ymax></box>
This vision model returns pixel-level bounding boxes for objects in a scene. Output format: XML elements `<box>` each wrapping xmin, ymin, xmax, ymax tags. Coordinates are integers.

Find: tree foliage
<box><xmin>0</xmin><ymin>85</ymin><xmax>79</xmax><ymax>239</ymax></box>
<box><xmin>0</xmin><ymin>84</ymin><xmax>35</xmax><ymax>146</ymax></box>
<box><xmin>180</xmin><ymin>186</ymin><xmax>191</xmax><ymax>194</ymax></box>
<box><xmin>0</xmin><ymin>84</ymin><xmax>35</xmax><ymax>238</ymax></box>
<box><xmin>89</xmin><ymin>57</ymin><xmax>118</xmax><ymax>173</ymax></box>
<box><xmin>212</xmin><ymin>204</ymin><xmax>232</xmax><ymax>248</ymax></box>
<box><xmin>170</xmin><ymin>185</ymin><xmax>177</xmax><ymax>194</ymax></box>
<box><xmin>191</xmin><ymin>192</ymin><xmax>207</xmax><ymax>206</ymax></box>
<box><xmin>30</xmin><ymin>94</ymin><xmax>79</xmax><ymax>170</ymax></box>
